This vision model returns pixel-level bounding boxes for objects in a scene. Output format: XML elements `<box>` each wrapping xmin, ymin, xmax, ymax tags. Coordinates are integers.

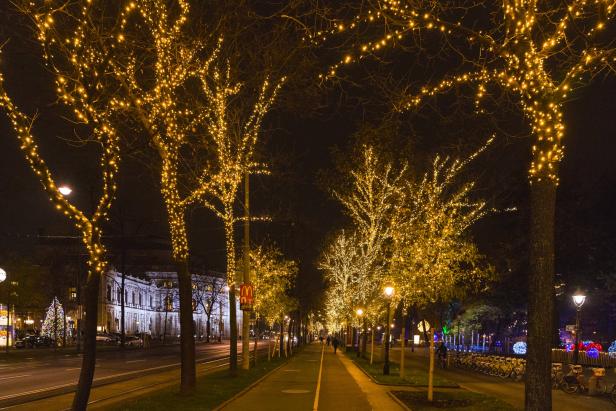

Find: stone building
<box><xmin>98</xmin><ymin>270</ymin><xmax>241</xmax><ymax>340</ymax></box>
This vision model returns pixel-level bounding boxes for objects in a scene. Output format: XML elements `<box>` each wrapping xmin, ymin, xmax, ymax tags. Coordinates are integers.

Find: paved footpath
<box><xmin>223</xmin><ymin>343</ymin><xmax>403</xmax><ymax>411</ymax></box>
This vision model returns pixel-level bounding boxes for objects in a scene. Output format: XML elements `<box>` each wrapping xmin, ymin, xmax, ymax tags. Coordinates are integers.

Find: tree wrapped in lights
<box><xmin>0</xmin><ymin>1</ymin><xmax>121</xmax><ymax>408</ymax></box>
<box><xmin>41</xmin><ymin>297</ymin><xmax>65</xmax><ymax>344</ymax></box>
<box><xmin>322</xmin><ymin>147</ymin><xmax>406</xmax><ymax>328</ymax></box>
<box><xmin>313</xmin><ymin>1</ymin><xmax>616</xmax><ymax>406</ymax></box>
<box><xmin>113</xmin><ymin>0</ymin><xmax>283</xmax><ymax>380</ymax></box>
<box><xmin>109</xmin><ymin>0</ymin><xmax>221</xmax><ymax>390</ymax></box>
<box><xmin>248</xmin><ymin>245</ymin><xmax>298</xmax><ymax>328</ymax></box>
<box><xmin>391</xmin><ymin>146</ymin><xmax>494</xmax><ymax>307</ymax></box>
<box><xmin>189</xmin><ymin>54</ymin><xmax>284</xmax><ymax>371</ymax></box>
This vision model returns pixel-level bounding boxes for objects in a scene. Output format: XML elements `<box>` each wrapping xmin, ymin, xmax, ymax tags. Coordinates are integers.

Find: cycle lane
<box><xmin>222</xmin><ymin>343</ymin><xmax>394</xmax><ymax>411</ymax></box>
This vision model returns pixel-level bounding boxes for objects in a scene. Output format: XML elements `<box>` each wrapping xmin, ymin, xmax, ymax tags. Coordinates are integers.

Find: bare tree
<box><xmin>193</xmin><ymin>275</ymin><xmax>226</xmax><ymax>343</ymax></box>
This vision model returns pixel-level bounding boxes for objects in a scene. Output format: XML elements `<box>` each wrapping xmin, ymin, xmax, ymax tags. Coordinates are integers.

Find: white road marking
<box><xmin>312</xmin><ymin>344</ymin><xmax>325</xmax><ymax>411</ymax></box>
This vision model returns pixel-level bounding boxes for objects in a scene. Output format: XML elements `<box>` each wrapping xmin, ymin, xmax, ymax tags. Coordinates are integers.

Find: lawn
<box><xmin>104</xmin><ymin>357</ymin><xmax>285</xmax><ymax>411</ymax></box>
<box><xmin>345</xmin><ymin>350</ymin><xmax>458</xmax><ymax>387</ymax></box>
<box><xmin>392</xmin><ymin>390</ymin><xmax>519</xmax><ymax>411</ymax></box>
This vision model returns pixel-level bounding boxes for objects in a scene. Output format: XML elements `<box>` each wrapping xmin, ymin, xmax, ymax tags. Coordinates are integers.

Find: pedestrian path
<box><xmin>222</xmin><ymin>343</ymin><xmax>403</xmax><ymax>411</ymax></box>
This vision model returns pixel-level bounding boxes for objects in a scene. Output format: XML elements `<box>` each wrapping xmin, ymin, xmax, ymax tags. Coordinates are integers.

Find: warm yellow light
<box><xmin>384</xmin><ymin>286</ymin><xmax>394</xmax><ymax>297</ymax></box>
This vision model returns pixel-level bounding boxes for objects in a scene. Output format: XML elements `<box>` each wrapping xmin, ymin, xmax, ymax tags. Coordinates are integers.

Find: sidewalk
<box><xmin>222</xmin><ymin>343</ymin><xmax>403</xmax><ymax>411</ymax></box>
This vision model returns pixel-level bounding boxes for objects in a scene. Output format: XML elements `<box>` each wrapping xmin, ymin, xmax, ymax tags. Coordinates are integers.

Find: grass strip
<box><xmin>392</xmin><ymin>390</ymin><xmax>519</xmax><ymax>411</ymax></box>
<box><xmin>103</xmin><ymin>357</ymin><xmax>286</xmax><ymax>411</ymax></box>
<box><xmin>345</xmin><ymin>350</ymin><xmax>458</xmax><ymax>387</ymax></box>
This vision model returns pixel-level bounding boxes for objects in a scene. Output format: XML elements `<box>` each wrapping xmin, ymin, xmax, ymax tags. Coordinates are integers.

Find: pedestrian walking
<box><xmin>332</xmin><ymin>337</ymin><xmax>339</xmax><ymax>354</ymax></box>
<box><xmin>326</xmin><ymin>335</ymin><xmax>331</xmax><ymax>346</ymax></box>
<box><xmin>319</xmin><ymin>335</ymin><xmax>324</xmax><ymax>344</ymax></box>
<box><xmin>436</xmin><ymin>341</ymin><xmax>448</xmax><ymax>368</ymax></box>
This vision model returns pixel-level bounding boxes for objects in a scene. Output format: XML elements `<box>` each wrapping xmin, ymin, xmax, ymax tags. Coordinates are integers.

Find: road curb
<box><xmin>213</xmin><ymin>358</ymin><xmax>291</xmax><ymax>411</ymax></box>
<box><xmin>345</xmin><ymin>354</ymin><xmax>459</xmax><ymax>388</ymax></box>
<box><xmin>387</xmin><ymin>391</ymin><xmax>412</xmax><ymax>411</ymax></box>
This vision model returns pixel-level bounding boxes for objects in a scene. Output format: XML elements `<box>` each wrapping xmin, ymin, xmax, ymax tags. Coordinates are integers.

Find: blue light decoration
<box><xmin>513</xmin><ymin>341</ymin><xmax>527</xmax><ymax>355</ymax></box>
<box><xmin>608</xmin><ymin>341</ymin><xmax>616</xmax><ymax>358</ymax></box>
<box><xmin>587</xmin><ymin>347</ymin><xmax>599</xmax><ymax>359</ymax></box>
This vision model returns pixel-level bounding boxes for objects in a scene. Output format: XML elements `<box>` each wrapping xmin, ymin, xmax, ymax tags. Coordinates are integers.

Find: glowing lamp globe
<box><xmin>572</xmin><ymin>293</ymin><xmax>586</xmax><ymax>308</ymax></box>
<box><xmin>513</xmin><ymin>341</ymin><xmax>527</xmax><ymax>355</ymax></box>
<box><xmin>58</xmin><ymin>185</ymin><xmax>72</xmax><ymax>196</ymax></box>
<box><xmin>384</xmin><ymin>286</ymin><xmax>394</xmax><ymax>297</ymax></box>
<box><xmin>356</xmin><ymin>308</ymin><xmax>364</xmax><ymax>316</ymax></box>
<box><xmin>0</xmin><ymin>268</ymin><xmax>5</xmax><ymax>283</ymax></box>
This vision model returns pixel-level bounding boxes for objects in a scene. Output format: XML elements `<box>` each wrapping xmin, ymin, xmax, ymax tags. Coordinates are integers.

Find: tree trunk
<box><xmin>224</xmin><ymin>215</ymin><xmax>238</xmax><ymax>375</ymax></box>
<box><xmin>279</xmin><ymin>317</ymin><xmax>284</xmax><ymax>357</ymax></box>
<box><xmin>206</xmin><ymin>317</ymin><xmax>211</xmax><ymax>343</ymax></box>
<box><xmin>71</xmin><ymin>266</ymin><xmax>101</xmax><ymax>410</ymax></box>
<box><xmin>361</xmin><ymin>317</ymin><xmax>367</xmax><ymax>357</ymax></box>
<box><xmin>524</xmin><ymin>178</ymin><xmax>556</xmax><ymax>411</ymax></box>
<box><xmin>177</xmin><ymin>260</ymin><xmax>196</xmax><ymax>394</ymax></box>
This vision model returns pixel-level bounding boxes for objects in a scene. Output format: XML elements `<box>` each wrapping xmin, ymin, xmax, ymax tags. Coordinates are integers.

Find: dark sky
<box><xmin>1</xmin><ymin>2</ymin><xmax>616</xmax><ymax>314</ymax></box>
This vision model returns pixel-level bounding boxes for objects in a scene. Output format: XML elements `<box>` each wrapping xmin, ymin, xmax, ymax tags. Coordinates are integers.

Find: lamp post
<box><xmin>0</xmin><ymin>268</ymin><xmax>6</xmax><ymax>352</ymax></box>
<box><xmin>356</xmin><ymin>308</ymin><xmax>364</xmax><ymax>357</ymax></box>
<box><xmin>572</xmin><ymin>291</ymin><xmax>586</xmax><ymax>365</ymax></box>
<box><xmin>383</xmin><ymin>286</ymin><xmax>394</xmax><ymax>375</ymax></box>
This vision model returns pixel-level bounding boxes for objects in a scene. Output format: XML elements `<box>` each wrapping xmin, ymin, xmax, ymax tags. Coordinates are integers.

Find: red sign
<box><xmin>240</xmin><ymin>283</ymin><xmax>254</xmax><ymax>311</ymax></box>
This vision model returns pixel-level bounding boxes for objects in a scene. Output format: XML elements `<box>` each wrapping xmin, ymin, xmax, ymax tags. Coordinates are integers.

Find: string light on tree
<box><xmin>41</xmin><ymin>297</ymin><xmax>65</xmax><ymax>345</ymax></box>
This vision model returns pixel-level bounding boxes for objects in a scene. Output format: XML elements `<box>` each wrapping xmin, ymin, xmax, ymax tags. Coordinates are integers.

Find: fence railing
<box><xmin>444</xmin><ymin>343</ymin><xmax>616</xmax><ymax>368</ymax></box>
<box><xmin>551</xmin><ymin>349</ymin><xmax>616</xmax><ymax>368</ymax></box>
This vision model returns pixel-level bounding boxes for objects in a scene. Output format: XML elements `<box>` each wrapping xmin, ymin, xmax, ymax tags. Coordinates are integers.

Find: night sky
<box><xmin>1</xmin><ymin>1</ymin><xmax>616</xmax><ymax>318</ymax></box>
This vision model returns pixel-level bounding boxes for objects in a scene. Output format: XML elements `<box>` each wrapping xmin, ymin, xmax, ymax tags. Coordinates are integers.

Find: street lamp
<box><xmin>356</xmin><ymin>308</ymin><xmax>364</xmax><ymax>357</ymax></box>
<box><xmin>383</xmin><ymin>286</ymin><xmax>394</xmax><ymax>375</ymax></box>
<box><xmin>58</xmin><ymin>185</ymin><xmax>73</xmax><ymax>196</ymax></box>
<box><xmin>0</xmin><ymin>268</ymin><xmax>5</xmax><ymax>352</ymax></box>
<box><xmin>572</xmin><ymin>291</ymin><xmax>586</xmax><ymax>365</ymax></box>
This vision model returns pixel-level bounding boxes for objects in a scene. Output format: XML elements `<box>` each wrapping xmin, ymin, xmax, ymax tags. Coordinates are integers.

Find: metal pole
<box><xmin>242</xmin><ymin>171</ymin><xmax>250</xmax><ymax>370</ymax></box>
<box><xmin>428</xmin><ymin>328</ymin><xmax>435</xmax><ymax>401</ymax></box>
<box><xmin>574</xmin><ymin>307</ymin><xmax>581</xmax><ymax>364</ymax></box>
<box><xmin>383</xmin><ymin>302</ymin><xmax>391</xmax><ymax>375</ymax></box>
<box><xmin>6</xmin><ymin>286</ymin><xmax>10</xmax><ymax>353</ymax></box>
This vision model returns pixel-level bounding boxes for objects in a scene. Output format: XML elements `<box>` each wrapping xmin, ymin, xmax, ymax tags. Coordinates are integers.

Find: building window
<box><xmin>106</xmin><ymin>285</ymin><xmax>112</xmax><ymax>302</ymax></box>
<box><xmin>132</xmin><ymin>292</ymin><xmax>136</xmax><ymax>305</ymax></box>
<box><xmin>117</xmin><ymin>288</ymin><xmax>122</xmax><ymax>303</ymax></box>
<box><xmin>150</xmin><ymin>295</ymin><xmax>153</xmax><ymax>308</ymax></box>
<box><xmin>139</xmin><ymin>293</ymin><xmax>143</xmax><ymax>307</ymax></box>
<box><xmin>125</xmin><ymin>290</ymin><xmax>128</xmax><ymax>305</ymax></box>
<box><xmin>165</xmin><ymin>295</ymin><xmax>173</xmax><ymax>311</ymax></box>
<box><xmin>69</xmin><ymin>287</ymin><xmax>77</xmax><ymax>301</ymax></box>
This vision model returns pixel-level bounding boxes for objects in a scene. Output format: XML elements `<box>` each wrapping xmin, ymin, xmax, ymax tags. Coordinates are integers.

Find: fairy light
<box><xmin>321</xmin><ymin>139</ymin><xmax>494</xmax><ymax>324</ymax></box>
<box><xmin>315</xmin><ymin>0</ymin><xmax>616</xmax><ymax>184</ymax></box>
<box><xmin>249</xmin><ymin>245</ymin><xmax>298</xmax><ymax>326</ymax></box>
<box><xmin>391</xmin><ymin>141</ymin><xmax>493</xmax><ymax>306</ymax></box>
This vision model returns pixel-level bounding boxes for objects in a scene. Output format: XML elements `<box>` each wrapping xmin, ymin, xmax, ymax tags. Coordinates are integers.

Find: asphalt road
<box><xmin>0</xmin><ymin>341</ymin><xmax>265</xmax><ymax>408</ymax></box>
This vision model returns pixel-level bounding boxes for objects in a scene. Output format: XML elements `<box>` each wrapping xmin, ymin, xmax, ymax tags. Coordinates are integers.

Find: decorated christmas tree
<box><xmin>41</xmin><ymin>297</ymin><xmax>64</xmax><ymax>343</ymax></box>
